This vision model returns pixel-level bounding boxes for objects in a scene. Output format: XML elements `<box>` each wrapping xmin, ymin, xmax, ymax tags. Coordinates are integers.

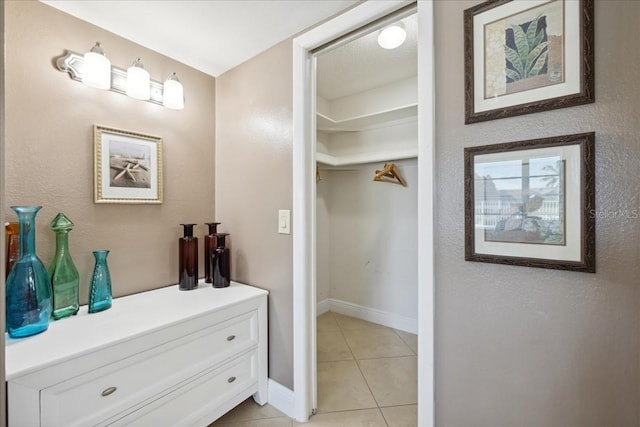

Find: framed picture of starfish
<box><xmin>94</xmin><ymin>124</ymin><xmax>163</xmax><ymax>204</ymax></box>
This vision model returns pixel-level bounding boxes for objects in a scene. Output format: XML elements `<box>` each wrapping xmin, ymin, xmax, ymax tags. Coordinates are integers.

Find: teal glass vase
<box><xmin>88</xmin><ymin>250</ymin><xmax>112</xmax><ymax>313</ymax></box>
<box><xmin>48</xmin><ymin>213</ymin><xmax>80</xmax><ymax>320</ymax></box>
<box><xmin>5</xmin><ymin>206</ymin><xmax>52</xmax><ymax>338</ymax></box>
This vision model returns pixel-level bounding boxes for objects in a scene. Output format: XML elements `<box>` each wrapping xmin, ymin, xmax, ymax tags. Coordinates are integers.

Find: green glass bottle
<box><xmin>48</xmin><ymin>213</ymin><xmax>80</xmax><ymax>320</ymax></box>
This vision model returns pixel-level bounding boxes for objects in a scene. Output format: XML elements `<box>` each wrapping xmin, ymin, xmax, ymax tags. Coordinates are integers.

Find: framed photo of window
<box><xmin>464</xmin><ymin>132</ymin><xmax>595</xmax><ymax>272</ymax></box>
<box><xmin>94</xmin><ymin>125</ymin><xmax>163</xmax><ymax>204</ymax></box>
<box><xmin>464</xmin><ymin>0</ymin><xmax>594</xmax><ymax>124</ymax></box>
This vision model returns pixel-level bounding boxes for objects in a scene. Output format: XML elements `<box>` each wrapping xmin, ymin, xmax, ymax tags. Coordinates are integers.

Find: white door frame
<box><xmin>292</xmin><ymin>1</ymin><xmax>435</xmax><ymax>424</ymax></box>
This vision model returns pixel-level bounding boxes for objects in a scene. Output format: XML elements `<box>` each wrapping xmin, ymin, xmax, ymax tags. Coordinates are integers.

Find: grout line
<box><xmin>392</xmin><ymin>329</ymin><xmax>418</xmax><ymax>355</ymax></box>
<box><xmin>316</xmin><ymin>312</ymin><xmax>414</xmax><ymax>426</ymax></box>
<box><xmin>333</xmin><ymin>312</ymin><xmax>359</xmax><ymax>362</ymax></box>
<box><xmin>219</xmin><ymin>310</ymin><xmax>416</xmax><ymax>426</ymax></box>
<box><xmin>334</xmin><ymin>312</ymin><xmax>384</xmax><ymax>411</ymax></box>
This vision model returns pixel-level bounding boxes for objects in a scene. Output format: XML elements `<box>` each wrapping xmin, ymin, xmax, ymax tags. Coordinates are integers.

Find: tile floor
<box><xmin>212</xmin><ymin>311</ymin><xmax>417</xmax><ymax>426</ymax></box>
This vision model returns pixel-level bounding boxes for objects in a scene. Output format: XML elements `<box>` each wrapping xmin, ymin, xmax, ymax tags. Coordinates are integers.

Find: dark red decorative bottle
<box><xmin>204</xmin><ymin>222</ymin><xmax>220</xmax><ymax>283</ymax></box>
<box><xmin>178</xmin><ymin>224</ymin><xmax>198</xmax><ymax>290</ymax></box>
<box><xmin>211</xmin><ymin>233</ymin><xmax>230</xmax><ymax>288</ymax></box>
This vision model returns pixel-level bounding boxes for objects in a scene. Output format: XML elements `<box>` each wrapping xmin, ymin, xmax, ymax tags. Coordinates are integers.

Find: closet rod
<box><xmin>310</xmin><ymin>2</ymin><xmax>417</xmax><ymax>57</ymax></box>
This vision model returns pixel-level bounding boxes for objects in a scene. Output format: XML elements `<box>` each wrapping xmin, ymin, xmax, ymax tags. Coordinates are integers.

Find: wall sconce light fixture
<box><xmin>126</xmin><ymin>58</ymin><xmax>151</xmax><ymax>100</ymax></box>
<box><xmin>163</xmin><ymin>72</ymin><xmax>185</xmax><ymax>110</ymax></box>
<box><xmin>82</xmin><ymin>42</ymin><xmax>111</xmax><ymax>90</ymax></box>
<box><xmin>56</xmin><ymin>42</ymin><xmax>185</xmax><ymax>110</ymax></box>
<box><xmin>377</xmin><ymin>22</ymin><xmax>407</xmax><ymax>50</ymax></box>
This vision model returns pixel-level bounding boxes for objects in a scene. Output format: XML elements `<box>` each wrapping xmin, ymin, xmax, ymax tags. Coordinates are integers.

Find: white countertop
<box><xmin>5</xmin><ymin>280</ymin><xmax>268</xmax><ymax>380</ymax></box>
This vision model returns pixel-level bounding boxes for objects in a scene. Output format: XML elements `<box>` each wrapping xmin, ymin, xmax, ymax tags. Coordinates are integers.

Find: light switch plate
<box><xmin>278</xmin><ymin>210</ymin><xmax>291</xmax><ymax>234</ymax></box>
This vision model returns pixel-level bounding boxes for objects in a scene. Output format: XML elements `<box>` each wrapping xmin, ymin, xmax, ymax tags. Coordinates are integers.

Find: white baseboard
<box><xmin>267</xmin><ymin>378</ymin><xmax>295</xmax><ymax>419</ymax></box>
<box><xmin>318</xmin><ymin>298</ymin><xmax>418</xmax><ymax>334</ymax></box>
<box><xmin>316</xmin><ymin>298</ymin><xmax>330</xmax><ymax>315</ymax></box>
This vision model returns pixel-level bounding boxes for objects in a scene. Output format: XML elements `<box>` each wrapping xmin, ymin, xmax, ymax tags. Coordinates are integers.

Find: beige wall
<box><xmin>1</xmin><ymin>0</ymin><xmax>6</xmax><ymax>423</ymax></box>
<box><xmin>4</xmin><ymin>1</ymin><xmax>638</xmax><ymax>422</ymax></box>
<box><xmin>434</xmin><ymin>1</ymin><xmax>640</xmax><ymax>425</ymax></box>
<box><xmin>317</xmin><ymin>160</ymin><xmax>418</xmax><ymax>322</ymax></box>
<box><xmin>215</xmin><ymin>40</ymin><xmax>294</xmax><ymax>388</ymax></box>
<box><xmin>4</xmin><ymin>1</ymin><xmax>216</xmax><ymax>301</ymax></box>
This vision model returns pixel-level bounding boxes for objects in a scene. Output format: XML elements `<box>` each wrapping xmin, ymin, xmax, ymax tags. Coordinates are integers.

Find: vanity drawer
<box><xmin>40</xmin><ymin>310</ymin><xmax>258</xmax><ymax>427</ymax></box>
<box><xmin>109</xmin><ymin>349</ymin><xmax>259</xmax><ymax>426</ymax></box>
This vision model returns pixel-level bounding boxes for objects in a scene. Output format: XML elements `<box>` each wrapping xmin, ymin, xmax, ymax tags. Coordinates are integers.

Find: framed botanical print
<box><xmin>464</xmin><ymin>0</ymin><xmax>595</xmax><ymax>123</ymax></box>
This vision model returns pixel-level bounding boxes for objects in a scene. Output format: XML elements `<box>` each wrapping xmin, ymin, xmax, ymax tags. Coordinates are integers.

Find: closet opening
<box><xmin>313</xmin><ymin>5</ymin><xmax>418</xmax><ymax>423</ymax></box>
<box><xmin>292</xmin><ymin>1</ymin><xmax>434</xmax><ymax>424</ymax></box>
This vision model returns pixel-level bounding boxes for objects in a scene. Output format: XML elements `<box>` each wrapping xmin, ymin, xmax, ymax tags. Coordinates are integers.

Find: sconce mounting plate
<box><xmin>56</xmin><ymin>50</ymin><xmax>166</xmax><ymax>106</ymax></box>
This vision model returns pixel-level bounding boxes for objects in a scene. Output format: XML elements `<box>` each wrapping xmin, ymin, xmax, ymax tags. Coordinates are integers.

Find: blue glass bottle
<box><xmin>5</xmin><ymin>206</ymin><xmax>52</xmax><ymax>338</ymax></box>
<box><xmin>88</xmin><ymin>250</ymin><xmax>112</xmax><ymax>313</ymax></box>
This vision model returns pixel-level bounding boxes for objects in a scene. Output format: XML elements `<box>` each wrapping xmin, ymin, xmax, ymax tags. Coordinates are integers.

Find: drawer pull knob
<box><xmin>226</xmin><ymin>335</ymin><xmax>236</xmax><ymax>341</ymax></box>
<box><xmin>101</xmin><ymin>387</ymin><xmax>117</xmax><ymax>397</ymax></box>
<box><xmin>227</xmin><ymin>376</ymin><xmax>236</xmax><ymax>383</ymax></box>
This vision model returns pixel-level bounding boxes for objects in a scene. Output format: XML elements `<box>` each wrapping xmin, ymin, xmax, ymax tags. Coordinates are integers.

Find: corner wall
<box><xmin>215</xmin><ymin>40</ymin><xmax>294</xmax><ymax>388</ymax></box>
<box><xmin>317</xmin><ymin>160</ymin><xmax>418</xmax><ymax>328</ymax></box>
<box><xmin>434</xmin><ymin>1</ymin><xmax>640</xmax><ymax>425</ymax></box>
<box><xmin>4</xmin><ymin>1</ymin><xmax>216</xmax><ymax>300</ymax></box>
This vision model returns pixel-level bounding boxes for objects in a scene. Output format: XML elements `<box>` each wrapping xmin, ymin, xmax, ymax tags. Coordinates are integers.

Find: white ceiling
<box><xmin>316</xmin><ymin>13</ymin><xmax>417</xmax><ymax>100</ymax></box>
<box><xmin>40</xmin><ymin>0</ymin><xmax>358</xmax><ymax>77</ymax></box>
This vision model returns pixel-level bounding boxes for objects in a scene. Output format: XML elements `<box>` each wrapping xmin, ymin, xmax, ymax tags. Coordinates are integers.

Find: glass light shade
<box><xmin>163</xmin><ymin>72</ymin><xmax>184</xmax><ymax>110</ymax></box>
<box><xmin>126</xmin><ymin>58</ymin><xmax>150</xmax><ymax>100</ymax></box>
<box><xmin>82</xmin><ymin>42</ymin><xmax>111</xmax><ymax>90</ymax></box>
<box><xmin>377</xmin><ymin>23</ymin><xmax>407</xmax><ymax>50</ymax></box>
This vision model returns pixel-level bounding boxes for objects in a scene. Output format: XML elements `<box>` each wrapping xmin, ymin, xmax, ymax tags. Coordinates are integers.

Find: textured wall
<box><xmin>4</xmin><ymin>1</ymin><xmax>216</xmax><ymax>301</ymax></box>
<box><xmin>1</xmin><ymin>0</ymin><xmax>6</xmax><ymax>423</ymax></box>
<box><xmin>317</xmin><ymin>160</ymin><xmax>418</xmax><ymax>323</ymax></box>
<box><xmin>434</xmin><ymin>1</ymin><xmax>640</xmax><ymax>425</ymax></box>
<box><xmin>215</xmin><ymin>40</ymin><xmax>294</xmax><ymax>388</ymax></box>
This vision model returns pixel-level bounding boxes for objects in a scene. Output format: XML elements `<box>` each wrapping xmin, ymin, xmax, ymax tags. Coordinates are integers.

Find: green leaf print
<box><xmin>505</xmin><ymin>68</ymin><xmax>521</xmax><ymax>82</ymax></box>
<box><xmin>512</xmin><ymin>24</ymin><xmax>530</xmax><ymax>67</ymax></box>
<box><xmin>528</xmin><ymin>50</ymin><xmax>549</xmax><ymax>77</ymax></box>
<box><xmin>505</xmin><ymin>45</ymin><xmax>524</xmax><ymax>78</ymax></box>
<box><xmin>525</xmin><ymin>15</ymin><xmax>542</xmax><ymax>48</ymax></box>
<box><xmin>505</xmin><ymin>15</ymin><xmax>549</xmax><ymax>81</ymax></box>
<box><xmin>525</xmin><ymin>41</ymin><xmax>549</xmax><ymax>75</ymax></box>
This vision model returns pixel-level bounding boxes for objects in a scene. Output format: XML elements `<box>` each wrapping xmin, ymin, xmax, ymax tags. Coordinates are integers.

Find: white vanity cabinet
<box><xmin>5</xmin><ymin>281</ymin><xmax>268</xmax><ymax>427</ymax></box>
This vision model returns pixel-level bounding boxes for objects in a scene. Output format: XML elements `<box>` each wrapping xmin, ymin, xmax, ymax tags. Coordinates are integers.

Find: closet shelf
<box><xmin>316</xmin><ymin>104</ymin><xmax>417</xmax><ymax>133</ymax></box>
<box><xmin>316</xmin><ymin>148</ymin><xmax>417</xmax><ymax>167</ymax></box>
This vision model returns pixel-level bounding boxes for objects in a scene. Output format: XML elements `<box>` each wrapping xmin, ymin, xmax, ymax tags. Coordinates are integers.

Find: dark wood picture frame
<box><xmin>464</xmin><ymin>0</ymin><xmax>594</xmax><ymax>124</ymax></box>
<box><xmin>464</xmin><ymin>132</ymin><xmax>595</xmax><ymax>272</ymax></box>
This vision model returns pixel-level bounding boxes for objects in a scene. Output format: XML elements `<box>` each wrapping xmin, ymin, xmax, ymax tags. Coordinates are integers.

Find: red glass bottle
<box><xmin>178</xmin><ymin>224</ymin><xmax>198</xmax><ymax>290</ymax></box>
<box><xmin>204</xmin><ymin>222</ymin><xmax>220</xmax><ymax>283</ymax></box>
<box><xmin>5</xmin><ymin>222</ymin><xmax>19</xmax><ymax>279</ymax></box>
<box><xmin>211</xmin><ymin>233</ymin><xmax>230</xmax><ymax>288</ymax></box>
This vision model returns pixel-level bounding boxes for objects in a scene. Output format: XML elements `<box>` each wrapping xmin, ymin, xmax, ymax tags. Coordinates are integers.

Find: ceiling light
<box><xmin>82</xmin><ymin>42</ymin><xmax>111</xmax><ymax>90</ymax></box>
<box><xmin>126</xmin><ymin>58</ymin><xmax>150</xmax><ymax>100</ymax></box>
<box><xmin>163</xmin><ymin>72</ymin><xmax>184</xmax><ymax>110</ymax></box>
<box><xmin>377</xmin><ymin>23</ymin><xmax>406</xmax><ymax>50</ymax></box>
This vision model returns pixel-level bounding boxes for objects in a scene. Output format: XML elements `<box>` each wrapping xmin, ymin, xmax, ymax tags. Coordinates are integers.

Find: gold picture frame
<box><xmin>94</xmin><ymin>125</ymin><xmax>163</xmax><ymax>204</ymax></box>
